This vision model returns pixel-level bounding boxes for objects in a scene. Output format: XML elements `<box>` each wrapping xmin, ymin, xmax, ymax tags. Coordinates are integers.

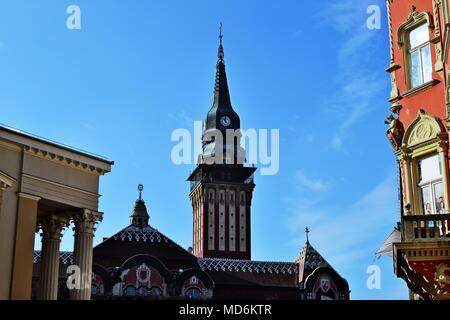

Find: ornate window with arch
<box><xmin>136</xmin><ymin>286</ymin><xmax>162</xmax><ymax>297</ymax></box>
<box><xmin>124</xmin><ymin>285</ymin><xmax>136</xmax><ymax>296</ymax></box>
<box><xmin>408</xmin><ymin>23</ymin><xmax>432</xmax><ymax>88</ymax></box>
<box><xmin>137</xmin><ymin>286</ymin><xmax>148</xmax><ymax>296</ymax></box>
<box><xmin>399</xmin><ymin>110</ymin><xmax>449</xmax><ymax>216</ymax></box>
<box><xmin>148</xmin><ymin>286</ymin><xmax>162</xmax><ymax>298</ymax></box>
<box><xmin>397</xmin><ymin>7</ymin><xmax>435</xmax><ymax>92</ymax></box>
<box><xmin>185</xmin><ymin>287</ymin><xmax>202</xmax><ymax>300</ymax></box>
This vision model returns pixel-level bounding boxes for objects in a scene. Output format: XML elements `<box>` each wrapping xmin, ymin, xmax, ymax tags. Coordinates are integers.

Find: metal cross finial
<box><xmin>305</xmin><ymin>227</ymin><xmax>310</xmax><ymax>244</ymax></box>
<box><xmin>138</xmin><ymin>184</ymin><xmax>144</xmax><ymax>201</ymax></box>
<box><xmin>218</xmin><ymin>22</ymin><xmax>224</xmax><ymax>60</ymax></box>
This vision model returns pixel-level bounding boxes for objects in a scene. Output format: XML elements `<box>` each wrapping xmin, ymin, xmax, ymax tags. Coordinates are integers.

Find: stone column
<box><xmin>70</xmin><ymin>209</ymin><xmax>103</xmax><ymax>300</ymax></box>
<box><xmin>10</xmin><ymin>193</ymin><xmax>40</xmax><ymax>300</ymax></box>
<box><xmin>401</xmin><ymin>153</ymin><xmax>413</xmax><ymax>215</ymax></box>
<box><xmin>37</xmin><ymin>214</ymin><xmax>69</xmax><ymax>300</ymax></box>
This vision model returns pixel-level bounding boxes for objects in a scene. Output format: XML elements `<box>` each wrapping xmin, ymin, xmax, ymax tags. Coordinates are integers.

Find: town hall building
<box><xmin>30</xmin><ymin>32</ymin><xmax>350</xmax><ymax>300</ymax></box>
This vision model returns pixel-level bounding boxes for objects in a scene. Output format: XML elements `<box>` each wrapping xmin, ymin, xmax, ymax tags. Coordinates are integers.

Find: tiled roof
<box><xmin>296</xmin><ymin>242</ymin><xmax>330</xmax><ymax>270</ymax></box>
<box><xmin>34</xmin><ymin>251</ymin><xmax>73</xmax><ymax>265</ymax></box>
<box><xmin>199</xmin><ymin>258</ymin><xmax>297</xmax><ymax>275</ymax></box>
<box><xmin>296</xmin><ymin>242</ymin><xmax>333</xmax><ymax>283</ymax></box>
<box><xmin>112</xmin><ymin>225</ymin><xmax>169</xmax><ymax>243</ymax></box>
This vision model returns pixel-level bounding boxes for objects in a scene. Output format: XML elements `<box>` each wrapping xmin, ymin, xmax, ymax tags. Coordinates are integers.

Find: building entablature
<box><xmin>0</xmin><ymin>124</ymin><xmax>113</xmax><ymax>175</ymax></box>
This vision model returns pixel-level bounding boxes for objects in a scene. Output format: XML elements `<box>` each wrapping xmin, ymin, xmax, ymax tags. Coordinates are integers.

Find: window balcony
<box><xmin>401</xmin><ymin>214</ymin><xmax>450</xmax><ymax>241</ymax></box>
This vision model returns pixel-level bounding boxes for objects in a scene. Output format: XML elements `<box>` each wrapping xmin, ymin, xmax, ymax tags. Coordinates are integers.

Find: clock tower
<box><xmin>188</xmin><ymin>29</ymin><xmax>256</xmax><ymax>260</ymax></box>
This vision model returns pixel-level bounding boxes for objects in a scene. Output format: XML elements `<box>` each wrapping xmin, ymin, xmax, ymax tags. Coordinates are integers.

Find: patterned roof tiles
<box><xmin>199</xmin><ymin>258</ymin><xmax>297</xmax><ymax>275</ymax></box>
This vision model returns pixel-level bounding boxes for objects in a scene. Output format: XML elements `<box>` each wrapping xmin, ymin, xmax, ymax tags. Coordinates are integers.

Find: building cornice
<box><xmin>0</xmin><ymin>125</ymin><xmax>113</xmax><ymax>176</ymax></box>
<box><xmin>23</xmin><ymin>145</ymin><xmax>109</xmax><ymax>175</ymax></box>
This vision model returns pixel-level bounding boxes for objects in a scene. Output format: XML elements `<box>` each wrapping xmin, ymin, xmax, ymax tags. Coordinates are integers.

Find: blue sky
<box><xmin>0</xmin><ymin>0</ymin><xmax>407</xmax><ymax>299</ymax></box>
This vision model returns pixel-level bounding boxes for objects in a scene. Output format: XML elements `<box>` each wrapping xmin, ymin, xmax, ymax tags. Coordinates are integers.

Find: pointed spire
<box><xmin>218</xmin><ymin>22</ymin><xmax>224</xmax><ymax>61</ymax></box>
<box><xmin>130</xmin><ymin>184</ymin><xmax>149</xmax><ymax>228</ymax></box>
<box><xmin>212</xmin><ymin>23</ymin><xmax>232</xmax><ymax>110</ymax></box>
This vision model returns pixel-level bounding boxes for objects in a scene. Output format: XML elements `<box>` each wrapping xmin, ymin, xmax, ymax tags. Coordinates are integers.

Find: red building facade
<box><xmin>385</xmin><ymin>0</ymin><xmax>450</xmax><ymax>299</ymax></box>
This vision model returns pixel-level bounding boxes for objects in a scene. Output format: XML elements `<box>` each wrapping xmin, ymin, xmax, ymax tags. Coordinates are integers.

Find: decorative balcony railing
<box><xmin>401</xmin><ymin>214</ymin><xmax>450</xmax><ymax>241</ymax></box>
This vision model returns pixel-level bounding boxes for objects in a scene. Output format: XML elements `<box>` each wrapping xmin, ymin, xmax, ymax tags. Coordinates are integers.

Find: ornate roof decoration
<box><xmin>34</xmin><ymin>250</ymin><xmax>73</xmax><ymax>265</ymax></box>
<box><xmin>129</xmin><ymin>184</ymin><xmax>150</xmax><ymax>228</ymax></box>
<box><xmin>112</xmin><ymin>225</ymin><xmax>169</xmax><ymax>243</ymax></box>
<box><xmin>199</xmin><ymin>258</ymin><xmax>298</xmax><ymax>275</ymax></box>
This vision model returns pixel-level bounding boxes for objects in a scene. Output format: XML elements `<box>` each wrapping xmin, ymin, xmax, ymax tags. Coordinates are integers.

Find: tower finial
<box><xmin>138</xmin><ymin>184</ymin><xmax>144</xmax><ymax>201</ymax></box>
<box><xmin>305</xmin><ymin>227</ymin><xmax>310</xmax><ymax>244</ymax></box>
<box><xmin>131</xmin><ymin>184</ymin><xmax>149</xmax><ymax>228</ymax></box>
<box><xmin>218</xmin><ymin>22</ymin><xmax>224</xmax><ymax>60</ymax></box>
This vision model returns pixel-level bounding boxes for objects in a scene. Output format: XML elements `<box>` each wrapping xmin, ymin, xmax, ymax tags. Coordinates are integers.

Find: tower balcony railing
<box><xmin>190</xmin><ymin>174</ymin><xmax>255</xmax><ymax>191</ymax></box>
<box><xmin>401</xmin><ymin>214</ymin><xmax>450</xmax><ymax>241</ymax></box>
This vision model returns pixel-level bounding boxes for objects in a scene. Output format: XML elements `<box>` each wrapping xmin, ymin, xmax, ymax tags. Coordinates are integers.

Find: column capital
<box><xmin>398</xmin><ymin>147</ymin><xmax>411</xmax><ymax>161</ymax></box>
<box><xmin>0</xmin><ymin>170</ymin><xmax>16</xmax><ymax>191</ymax></box>
<box><xmin>72</xmin><ymin>209</ymin><xmax>103</xmax><ymax>234</ymax></box>
<box><xmin>438</xmin><ymin>140</ymin><xmax>449</xmax><ymax>153</ymax></box>
<box><xmin>0</xmin><ymin>181</ymin><xmax>8</xmax><ymax>191</ymax></box>
<box><xmin>38</xmin><ymin>214</ymin><xmax>70</xmax><ymax>240</ymax></box>
<box><xmin>17</xmin><ymin>192</ymin><xmax>41</xmax><ymax>202</ymax></box>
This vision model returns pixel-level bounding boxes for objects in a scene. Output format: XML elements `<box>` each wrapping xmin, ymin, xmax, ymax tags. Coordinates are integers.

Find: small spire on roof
<box><xmin>305</xmin><ymin>227</ymin><xmax>310</xmax><ymax>244</ymax></box>
<box><xmin>138</xmin><ymin>184</ymin><xmax>144</xmax><ymax>201</ymax></box>
<box><xmin>130</xmin><ymin>184</ymin><xmax>149</xmax><ymax>228</ymax></box>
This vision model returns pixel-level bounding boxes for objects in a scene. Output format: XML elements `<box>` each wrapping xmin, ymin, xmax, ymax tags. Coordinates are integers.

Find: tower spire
<box><xmin>130</xmin><ymin>184</ymin><xmax>149</xmax><ymax>228</ymax></box>
<box><xmin>218</xmin><ymin>22</ymin><xmax>224</xmax><ymax>61</ymax></box>
<box><xmin>207</xmin><ymin>22</ymin><xmax>235</xmax><ymax>118</ymax></box>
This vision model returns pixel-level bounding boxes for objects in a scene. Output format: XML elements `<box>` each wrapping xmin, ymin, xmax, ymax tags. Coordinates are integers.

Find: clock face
<box><xmin>220</xmin><ymin>116</ymin><xmax>231</xmax><ymax>127</ymax></box>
